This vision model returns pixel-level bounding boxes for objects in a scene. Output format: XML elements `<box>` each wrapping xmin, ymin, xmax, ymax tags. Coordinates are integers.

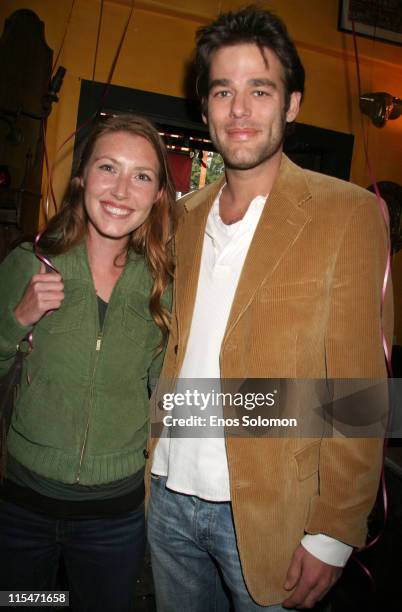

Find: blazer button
<box><xmin>143</xmin><ymin>449</ymin><xmax>149</xmax><ymax>459</ymax></box>
<box><xmin>174</xmin><ymin>344</ymin><xmax>178</xmax><ymax>354</ymax></box>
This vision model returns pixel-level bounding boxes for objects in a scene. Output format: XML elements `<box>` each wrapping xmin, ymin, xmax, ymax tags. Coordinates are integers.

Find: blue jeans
<box><xmin>148</xmin><ymin>475</ymin><xmax>294</xmax><ymax>611</ymax></box>
<box><xmin>0</xmin><ymin>499</ymin><xmax>146</xmax><ymax>612</ymax></box>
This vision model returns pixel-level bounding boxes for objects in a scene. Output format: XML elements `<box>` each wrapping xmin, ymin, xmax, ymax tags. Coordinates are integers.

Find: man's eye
<box><xmin>214</xmin><ymin>90</ymin><xmax>230</xmax><ymax>98</ymax></box>
<box><xmin>253</xmin><ymin>90</ymin><xmax>269</xmax><ymax>97</ymax></box>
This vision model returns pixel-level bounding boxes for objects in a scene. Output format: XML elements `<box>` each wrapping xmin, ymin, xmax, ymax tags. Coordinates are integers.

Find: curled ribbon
<box><xmin>350</xmin><ymin>20</ymin><xmax>392</xmax><ymax>584</ymax></box>
<box><xmin>26</xmin><ymin>232</ymin><xmax>60</xmax><ymax>356</ymax></box>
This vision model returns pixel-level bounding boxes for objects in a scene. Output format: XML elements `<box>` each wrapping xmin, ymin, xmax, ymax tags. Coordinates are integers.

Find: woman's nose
<box><xmin>111</xmin><ymin>173</ymin><xmax>130</xmax><ymax>199</ymax></box>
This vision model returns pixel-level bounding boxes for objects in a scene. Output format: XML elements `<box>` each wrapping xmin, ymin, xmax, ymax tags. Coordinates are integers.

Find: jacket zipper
<box><xmin>75</xmin><ymin>331</ymin><xmax>103</xmax><ymax>483</ymax></box>
<box><xmin>74</xmin><ymin>259</ymin><xmax>134</xmax><ymax>483</ymax></box>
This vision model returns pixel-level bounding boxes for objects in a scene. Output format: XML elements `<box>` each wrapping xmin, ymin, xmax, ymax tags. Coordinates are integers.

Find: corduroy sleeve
<box><xmin>305</xmin><ymin>195</ymin><xmax>393</xmax><ymax>547</ymax></box>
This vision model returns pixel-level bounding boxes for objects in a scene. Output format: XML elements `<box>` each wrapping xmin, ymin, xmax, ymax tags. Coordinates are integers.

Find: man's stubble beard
<box><xmin>220</xmin><ymin>135</ymin><xmax>285</xmax><ymax>171</ymax></box>
<box><xmin>209</xmin><ymin>112</ymin><xmax>288</xmax><ymax>172</ymax></box>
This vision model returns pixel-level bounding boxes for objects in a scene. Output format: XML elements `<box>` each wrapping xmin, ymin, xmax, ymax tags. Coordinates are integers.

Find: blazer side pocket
<box><xmin>293</xmin><ymin>441</ymin><xmax>320</xmax><ymax>481</ymax></box>
<box><xmin>261</xmin><ymin>280</ymin><xmax>323</xmax><ymax>301</ymax></box>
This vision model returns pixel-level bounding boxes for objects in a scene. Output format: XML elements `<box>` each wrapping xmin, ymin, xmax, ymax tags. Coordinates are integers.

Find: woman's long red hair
<box><xmin>38</xmin><ymin>114</ymin><xmax>177</xmax><ymax>342</ymax></box>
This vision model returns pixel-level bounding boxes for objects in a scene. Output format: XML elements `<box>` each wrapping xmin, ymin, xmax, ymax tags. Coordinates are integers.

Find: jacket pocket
<box><xmin>293</xmin><ymin>441</ymin><xmax>320</xmax><ymax>480</ymax></box>
<box><xmin>260</xmin><ymin>280</ymin><xmax>323</xmax><ymax>301</ymax></box>
<box><xmin>122</xmin><ymin>293</ymin><xmax>154</xmax><ymax>344</ymax></box>
<box><xmin>37</xmin><ymin>282</ymin><xmax>87</xmax><ymax>334</ymax></box>
<box><xmin>12</xmin><ymin>369</ymin><xmax>48</xmax><ymax>422</ymax></box>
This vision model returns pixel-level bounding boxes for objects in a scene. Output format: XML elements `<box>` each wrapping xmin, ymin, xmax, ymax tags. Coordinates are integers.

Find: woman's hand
<box><xmin>13</xmin><ymin>262</ymin><xmax>64</xmax><ymax>327</ymax></box>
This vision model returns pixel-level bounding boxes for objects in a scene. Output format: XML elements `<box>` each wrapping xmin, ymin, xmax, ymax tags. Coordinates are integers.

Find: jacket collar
<box><xmin>174</xmin><ymin>154</ymin><xmax>312</xmax><ymax>351</ymax></box>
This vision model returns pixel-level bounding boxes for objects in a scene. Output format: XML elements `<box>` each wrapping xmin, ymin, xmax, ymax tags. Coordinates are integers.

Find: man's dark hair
<box><xmin>195</xmin><ymin>6</ymin><xmax>305</xmax><ymax>110</ymax></box>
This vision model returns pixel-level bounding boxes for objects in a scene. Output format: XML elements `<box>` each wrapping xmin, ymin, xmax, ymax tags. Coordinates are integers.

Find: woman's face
<box><xmin>82</xmin><ymin>131</ymin><xmax>162</xmax><ymax>246</ymax></box>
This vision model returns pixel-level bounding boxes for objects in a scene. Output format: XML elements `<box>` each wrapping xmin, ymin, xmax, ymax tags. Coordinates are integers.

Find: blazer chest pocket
<box><xmin>122</xmin><ymin>293</ymin><xmax>154</xmax><ymax>344</ymax></box>
<box><xmin>37</xmin><ymin>282</ymin><xmax>87</xmax><ymax>334</ymax></box>
<box><xmin>260</xmin><ymin>280</ymin><xmax>323</xmax><ymax>301</ymax></box>
<box><xmin>293</xmin><ymin>441</ymin><xmax>320</xmax><ymax>481</ymax></box>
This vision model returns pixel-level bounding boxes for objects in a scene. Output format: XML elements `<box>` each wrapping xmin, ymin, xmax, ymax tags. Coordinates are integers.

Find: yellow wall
<box><xmin>1</xmin><ymin>0</ymin><xmax>401</xmax><ymax>339</ymax></box>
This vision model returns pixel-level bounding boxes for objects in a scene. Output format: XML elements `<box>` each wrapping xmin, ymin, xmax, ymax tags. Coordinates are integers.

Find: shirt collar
<box><xmin>205</xmin><ymin>187</ymin><xmax>268</xmax><ymax>246</ymax></box>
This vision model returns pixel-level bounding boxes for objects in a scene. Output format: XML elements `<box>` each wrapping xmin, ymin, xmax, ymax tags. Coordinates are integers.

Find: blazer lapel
<box><xmin>224</xmin><ymin>156</ymin><xmax>312</xmax><ymax>340</ymax></box>
<box><xmin>175</xmin><ymin>178</ymin><xmax>225</xmax><ymax>352</ymax></box>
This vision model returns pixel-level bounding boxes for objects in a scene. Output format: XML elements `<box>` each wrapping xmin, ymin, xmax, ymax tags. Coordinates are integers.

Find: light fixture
<box><xmin>0</xmin><ymin>115</ymin><xmax>23</xmax><ymax>145</ymax></box>
<box><xmin>360</xmin><ymin>92</ymin><xmax>402</xmax><ymax>128</ymax></box>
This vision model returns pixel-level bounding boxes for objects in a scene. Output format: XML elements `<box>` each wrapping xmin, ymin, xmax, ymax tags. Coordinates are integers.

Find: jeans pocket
<box><xmin>150</xmin><ymin>474</ymin><xmax>167</xmax><ymax>495</ymax></box>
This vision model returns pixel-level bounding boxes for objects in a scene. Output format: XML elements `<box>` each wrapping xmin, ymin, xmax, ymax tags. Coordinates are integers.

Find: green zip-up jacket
<box><xmin>0</xmin><ymin>242</ymin><xmax>170</xmax><ymax>485</ymax></box>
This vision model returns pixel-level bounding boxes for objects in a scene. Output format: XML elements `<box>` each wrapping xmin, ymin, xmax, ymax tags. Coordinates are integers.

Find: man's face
<box><xmin>203</xmin><ymin>43</ymin><xmax>301</xmax><ymax>171</ymax></box>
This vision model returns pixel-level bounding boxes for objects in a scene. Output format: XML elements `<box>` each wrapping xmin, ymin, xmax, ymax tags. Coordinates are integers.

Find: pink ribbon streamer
<box><xmin>351</xmin><ymin>20</ymin><xmax>392</xmax><ymax>375</ymax></box>
<box><xmin>350</xmin><ymin>20</ymin><xmax>393</xmax><ymax>586</ymax></box>
<box><xmin>26</xmin><ymin>232</ymin><xmax>60</xmax><ymax>354</ymax></box>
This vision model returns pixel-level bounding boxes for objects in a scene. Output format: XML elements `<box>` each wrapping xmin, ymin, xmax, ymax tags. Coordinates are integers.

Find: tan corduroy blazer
<box><xmin>148</xmin><ymin>154</ymin><xmax>393</xmax><ymax>605</ymax></box>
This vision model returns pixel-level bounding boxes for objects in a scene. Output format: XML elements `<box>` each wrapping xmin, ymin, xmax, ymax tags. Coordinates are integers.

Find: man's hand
<box><xmin>13</xmin><ymin>262</ymin><xmax>64</xmax><ymax>327</ymax></box>
<box><xmin>282</xmin><ymin>544</ymin><xmax>342</xmax><ymax>609</ymax></box>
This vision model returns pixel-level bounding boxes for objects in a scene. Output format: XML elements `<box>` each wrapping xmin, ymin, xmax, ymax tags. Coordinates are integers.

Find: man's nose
<box><xmin>230</xmin><ymin>92</ymin><xmax>251</xmax><ymax>118</ymax></box>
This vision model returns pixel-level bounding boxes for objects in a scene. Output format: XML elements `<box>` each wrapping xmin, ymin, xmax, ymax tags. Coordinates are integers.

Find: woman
<box><xmin>0</xmin><ymin>114</ymin><xmax>176</xmax><ymax>611</ymax></box>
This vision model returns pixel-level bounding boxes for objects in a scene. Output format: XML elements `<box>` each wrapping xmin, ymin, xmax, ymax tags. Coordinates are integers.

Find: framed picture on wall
<box><xmin>338</xmin><ymin>0</ymin><xmax>402</xmax><ymax>46</ymax></box>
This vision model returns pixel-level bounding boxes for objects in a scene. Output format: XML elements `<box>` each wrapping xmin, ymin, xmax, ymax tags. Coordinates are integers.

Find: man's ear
<box><xmin>201</xmin><ymin>98</ymin><xmax>208</xmax><ymax>125</ymax></box>
<box><xmin>286</xmin><ymin>91</ymin><xmax>302</xmax><ymax>123</ymax></box>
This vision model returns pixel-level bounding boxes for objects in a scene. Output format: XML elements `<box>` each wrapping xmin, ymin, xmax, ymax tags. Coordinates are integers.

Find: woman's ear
<box><xmin>155</xmin><ymin>185</ymin><xmax>165</xmax><ymax>204</ymax></box>
<box><xmin>159</xmin><ymin>184</ymin><xmax>166</xmax><ymax>200</ymax></box>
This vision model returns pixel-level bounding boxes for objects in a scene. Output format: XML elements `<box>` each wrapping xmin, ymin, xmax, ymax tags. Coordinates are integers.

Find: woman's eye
<box><xmin>99</xmin><ymin>164</ymin><xmax>114</xmax><ymax>172</ymax></box>
<box><xmin>137</xmin><ymin>174</ymin><xmax>151</xmax><ymax>182</ymax></box>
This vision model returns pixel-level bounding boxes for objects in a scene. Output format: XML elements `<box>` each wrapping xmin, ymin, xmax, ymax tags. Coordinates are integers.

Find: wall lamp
<box><xmin>360</xmin><ymin>92</ymin><xmax>402</xmax><ymax>128</ymax></box>
<box><xmin>0</xmin><ymin>115</ymin><xmax>23</xmax><ymax>145</ymax></box>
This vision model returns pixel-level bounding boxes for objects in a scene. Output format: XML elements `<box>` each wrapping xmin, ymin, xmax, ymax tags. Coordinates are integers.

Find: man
<box><xmin>147</xmin><ymin>7</ymin><xmax>393</xmax><ymax>611</ymax></box>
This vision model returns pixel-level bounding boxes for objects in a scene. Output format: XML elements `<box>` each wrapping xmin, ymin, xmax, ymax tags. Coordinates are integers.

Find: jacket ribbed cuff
<box><xmin>0</xmin><ymin>305</ymin><xmax>31</xmax><ymax>357</ymax></box>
